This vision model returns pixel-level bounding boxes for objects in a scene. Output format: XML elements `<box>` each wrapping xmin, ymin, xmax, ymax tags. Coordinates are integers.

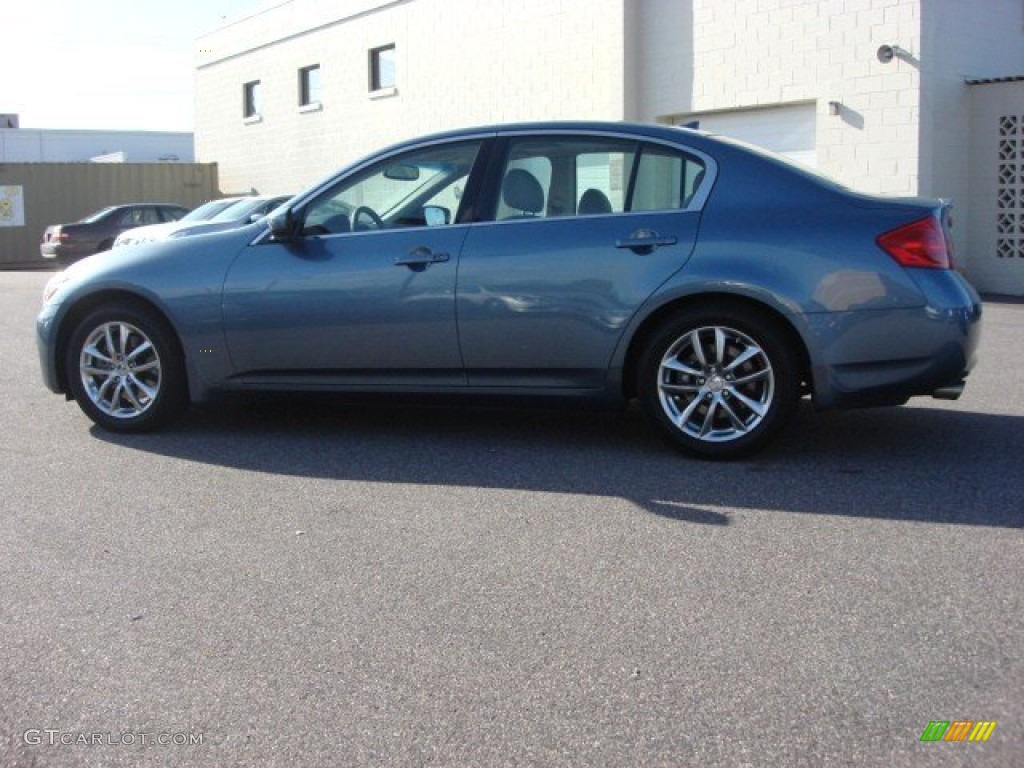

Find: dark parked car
<box><xmin>40</xmin><ymin>203</ymin><xmax>189</xmax><ymax>263</ymax></box>
<box><xmin>37</xmin><ymin>121</ymin><xmax>981</xmax><ymax>458</ymax></box>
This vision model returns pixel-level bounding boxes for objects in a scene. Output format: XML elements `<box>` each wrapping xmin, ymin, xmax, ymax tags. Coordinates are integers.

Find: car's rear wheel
<box><xmin>638</xmin><ymin>306</ymin><xmax>800</xmax><ymax>459</ymax></box>
<box><xmin>65</xmin><ymin>303</ymin><xmax>187</xmax><ymax>432</ymax></box>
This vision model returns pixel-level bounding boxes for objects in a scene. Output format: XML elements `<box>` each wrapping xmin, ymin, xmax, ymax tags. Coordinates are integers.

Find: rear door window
<box><xmin>632</xmin><ymin>145</ymin><xmax>707</xmax><ymax>211</ymax></box>
<box><xmin>494</xmin><ymin>137</ymin><xmax>634</xmax><ymax>220</ymax></box>
<box><xmin>119</xmin><ymin>207</ymin><xmax>163</xmax><ymax>226</ymax></box>
<box><xmin>491</xmin><ymin>136</ymin><xmax>707</xmax><ymax>221</ymax></box>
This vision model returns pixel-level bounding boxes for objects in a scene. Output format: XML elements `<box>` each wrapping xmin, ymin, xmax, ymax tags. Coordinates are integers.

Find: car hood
<box><xmin>146</xmin><ymin>220</ymin><xmax>204</xmax><ymax>239</ymax></box>
<box><xmin>169</xmin><ymin>219</ymin><xmax>252</xmax><ymax>239</ymax></box>
<box><xmin>116</xmin><ymin>221</ymin><xmax>181</xmax><ymax>242</ymax></box>
<box><xmin>54</xmin><ymin>221</ymin><xmax>264</xmax><ymax>302</ymax></box>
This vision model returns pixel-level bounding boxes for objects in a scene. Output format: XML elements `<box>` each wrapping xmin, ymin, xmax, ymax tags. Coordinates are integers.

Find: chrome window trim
<box><xmin>468</xmin><ymin>206</ymin><xmax>699</xmax><ymax>231</ymax></box>
<box><xmin>251</xmin><ymin>127</ymin><xmax>717</xmax><ymax>245</ymax></box>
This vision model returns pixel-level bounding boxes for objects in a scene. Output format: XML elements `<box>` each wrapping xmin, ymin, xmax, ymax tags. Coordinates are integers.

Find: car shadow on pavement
<box><xmin>91</xmin><ymin>396</ymin><xmax>1023</xmax><ymax>528</ymax></box>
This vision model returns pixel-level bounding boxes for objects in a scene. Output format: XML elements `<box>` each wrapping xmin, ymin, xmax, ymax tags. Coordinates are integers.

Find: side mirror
<box><xmin>423</xmin><ymin>205</ymin><xmax>450</xmax><ymax>227</ymax></box>
<box><xmin>268</xmin><ymin>209</ymin><xmax>296</xmax><ymax>242</ymax></box>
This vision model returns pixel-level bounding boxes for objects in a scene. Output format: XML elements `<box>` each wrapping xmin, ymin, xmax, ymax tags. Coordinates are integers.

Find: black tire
<box><xmin>96</xmin><ymin>239</ymin><xmax>114</xmax><ymax>253</ymax></box>
<box><xmin>64</xmin><ymin>302</ymin><xmax>187</xmax><ymax>432</ymax></box>
<box><xmin>637</xmin><ymin>306</ymin><xmax>800</xmax><ymax>459</ymax></box>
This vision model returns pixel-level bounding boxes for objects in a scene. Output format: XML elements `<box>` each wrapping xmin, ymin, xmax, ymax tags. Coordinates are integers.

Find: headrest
<box><xmin>502</xmin><ymin>169</ymin><xmax>544</xmax><ymax>214</ymax></box>
<box><xmin>578</xmin><ymin>188</ymin><xmax>612</xmax><ymax>215</ymax></box>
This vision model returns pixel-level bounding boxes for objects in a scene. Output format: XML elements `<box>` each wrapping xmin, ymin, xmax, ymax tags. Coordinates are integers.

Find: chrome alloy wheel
<box><xmin>79</xmin><ymin>321</ymin><xmax>162</xmax><ymax>419</ymax></box>
<box><xmin>657</xmin><ymin>325</ymin><xmax>775</xmax><ymax>443</ymax></box>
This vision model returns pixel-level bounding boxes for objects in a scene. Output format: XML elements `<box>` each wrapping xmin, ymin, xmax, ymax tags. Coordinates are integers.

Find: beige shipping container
<box><xmin>0</xmin><ymin>162</ymin><xmax>219</xmax><ymax>268</ymax></box>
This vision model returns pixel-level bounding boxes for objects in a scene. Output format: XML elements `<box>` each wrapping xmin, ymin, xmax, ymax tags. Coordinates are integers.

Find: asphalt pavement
<box><xmin>1</xmin><ymin>270</ymin><xmax>1021</xmax><ymax>767</ymax></box>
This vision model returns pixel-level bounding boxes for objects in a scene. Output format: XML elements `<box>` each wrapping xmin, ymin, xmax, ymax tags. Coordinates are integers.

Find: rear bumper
<box><xmin>40</xmin><ymin>242</ymin><xmax>92</xmax><ymax>262</ymax></box>
<box><xmin>807</xmin><ymin>271</ymin><xmax>981</xmax><ymax>408</ymax></box>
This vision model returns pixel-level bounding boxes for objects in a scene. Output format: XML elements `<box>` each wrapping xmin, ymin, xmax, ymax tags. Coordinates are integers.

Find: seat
<box><xmin>577</xmin><ymin>188</ymin><xmax>613</xmax><ymax>215</ymax></box>
<box><xmin>501</xmin><ymin>169</ymin><xmax>544</xmax><ymax>218</ymax></box>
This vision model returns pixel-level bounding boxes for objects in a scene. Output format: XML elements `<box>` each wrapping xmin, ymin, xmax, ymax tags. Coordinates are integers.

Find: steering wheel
<box><xmin>352</xmin><ymin>206</ymin><xmax>384</xmax><ymax>231</ymax></box>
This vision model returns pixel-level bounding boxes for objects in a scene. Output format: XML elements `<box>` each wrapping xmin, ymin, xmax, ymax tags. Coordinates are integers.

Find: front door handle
<box><xmin>395</xmin><ymin>246</ymin><xmax>450</xmax><ymax>270</ymax></box>
<box><xmin>615</xmin><ymin>229</ymin><xmax>678</xmax><ymax>254</ymax></box>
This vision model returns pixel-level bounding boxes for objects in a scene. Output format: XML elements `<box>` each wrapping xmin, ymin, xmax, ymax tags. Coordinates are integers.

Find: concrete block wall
<box><xmin>195</xmin><ymin>0</ymin><xmax>627</xmax><ymax>194</ymax></box>
<box><xmin>631</xmin><ymin>0</ymin><xmax>924</xmax><ymax>196</ymax></box>
<box><xmin>920</xmin><ymin>0</ymin><xmax>1024</xmax><ymax>281</ymax></box>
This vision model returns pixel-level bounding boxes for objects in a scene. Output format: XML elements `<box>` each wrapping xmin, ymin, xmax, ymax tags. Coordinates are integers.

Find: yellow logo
<box><xmin>920</xmin><ymin>720</ymin><xmax>997</xmax><ymax>742</ymax></box>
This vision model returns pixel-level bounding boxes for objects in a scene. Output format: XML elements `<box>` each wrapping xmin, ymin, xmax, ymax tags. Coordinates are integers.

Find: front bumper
<box><xmin>36</xmin><ymin>303</ymin><xmax>64</xmax><ymax>394</ymax></box>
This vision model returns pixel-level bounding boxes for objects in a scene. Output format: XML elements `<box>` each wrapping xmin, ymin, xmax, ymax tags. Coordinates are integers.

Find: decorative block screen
<box><xmin>997</xmin><ymin>115</ymin><xmax>1023</xmax><ymax>259</ymax></box>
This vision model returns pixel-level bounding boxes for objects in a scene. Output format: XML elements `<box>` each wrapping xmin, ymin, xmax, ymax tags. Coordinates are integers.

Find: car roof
<box><xmin>408</xmin><ymin>120</ymin><xmax>852</xmax><ymax>195</ymax></box>
<box><xmin>399</xmin><ymin>119</ymin><xmax>685</xmax><ymax>140</ymax></box>
<box><xmin>95</xmin><ymin>203</ymin><xmax>186</xmax><ymax>215</ymax></box>
<box><xmin>339</xmin><ymin>120</ymin><xmax>751</xmax><ymax>178</ymax></box>
<box><xmin>108</xmin><ymin>202</ymin><xmax>186</xmax><ymax>209</ymax></box>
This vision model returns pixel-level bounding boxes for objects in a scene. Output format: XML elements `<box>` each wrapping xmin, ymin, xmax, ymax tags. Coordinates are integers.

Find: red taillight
<box><xmin>876</xmin><ymin>217</ymin><xmax>952</xmax><ymax>269</ymax></box>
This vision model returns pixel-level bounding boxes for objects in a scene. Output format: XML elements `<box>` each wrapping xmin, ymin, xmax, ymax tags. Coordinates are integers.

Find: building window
<box><xmin>299</xmin><ymin>64</ymin><xmax>321</xmax><ymax>107</ymax></box>
<box><xmin>243</xmin><ymin>80</ymin><xmax>262</xmax><ymax>120</ymax></box>
<box><xmin>369</xmin><ymin>45</ymin><xmax>396</xmax><ymax>92</ymax></box>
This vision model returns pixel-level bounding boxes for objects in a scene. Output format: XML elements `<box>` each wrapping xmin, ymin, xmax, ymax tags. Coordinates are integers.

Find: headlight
<box><xmin>42</xmin><ymin>272</ymin><xmax>69</xmax><ymax>305</ymax></box>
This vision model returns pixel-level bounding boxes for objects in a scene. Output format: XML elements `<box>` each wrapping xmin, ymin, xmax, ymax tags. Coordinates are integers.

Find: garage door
<box><xmin>676</xmin><ymin>103</ymin><xmax>817</xmax><ymax>167</ymax></box>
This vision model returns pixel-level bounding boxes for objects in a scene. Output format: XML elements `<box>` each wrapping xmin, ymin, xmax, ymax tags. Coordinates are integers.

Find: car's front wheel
<box><xmin>638</xmin><ymin>306</ymin><xmax>800</xmax><ymax>459</ymax></box>
<box><xmin>65</xmin><ymin>303</ymin><xmax>187</xmax><ymax>432</ymax></box>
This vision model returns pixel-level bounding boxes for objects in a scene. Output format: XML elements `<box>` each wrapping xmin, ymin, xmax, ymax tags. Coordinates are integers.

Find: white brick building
<box><xmin>195</xmin><ymin>0</ymin><xmax>1024</xmax><ymax>293</ymax></box>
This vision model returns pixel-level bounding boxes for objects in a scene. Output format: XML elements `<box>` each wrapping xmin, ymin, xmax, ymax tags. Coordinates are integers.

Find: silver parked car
<box><xmin>37</xmin><ymin>121</ymin><xmax>981</xmax><ymax>458</ymax></box>
<box><xmin>113</xmin><ymin>195</ymin><xmax>290</xmax><ymax>247</ymax></box>
<box><xmin>112</xmin><ymin>197</ymin><xmax>246</xmax><ymax>248</ymax></box>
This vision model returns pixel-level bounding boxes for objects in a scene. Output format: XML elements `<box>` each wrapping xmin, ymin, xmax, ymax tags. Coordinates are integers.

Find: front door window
<box><xmin>303</xmin><ymin>141</ymin><xmax>481</xmax><ymax>235</ymax></box>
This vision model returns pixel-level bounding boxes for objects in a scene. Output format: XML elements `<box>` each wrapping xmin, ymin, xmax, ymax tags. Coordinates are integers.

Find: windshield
<box><xmin>181</xmin><ymin>198</ymin><xmax>240</xmax><ymax>222</ymax></box>
<box><xmin>210</xmin><ymin>198</ymin><xmax>266</xmax><ymax>223</ymax></box>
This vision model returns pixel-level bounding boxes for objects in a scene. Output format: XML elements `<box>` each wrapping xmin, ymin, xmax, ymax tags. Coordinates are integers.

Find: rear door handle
<box><xmin>615</xmin><ymin>229</ymin><xmax>677</xmax><ymax>253</ymax></box>
<box><xmin>394</xmin><ymin>246</ymin><xmax>450</xmax><ymax>270</ymax></box>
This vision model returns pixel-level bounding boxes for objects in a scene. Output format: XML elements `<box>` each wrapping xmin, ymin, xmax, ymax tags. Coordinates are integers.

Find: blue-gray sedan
<box><xmin>37</xmin><ymin>121</ymin><xmax>981</xmax><ymax>458</ymax></box>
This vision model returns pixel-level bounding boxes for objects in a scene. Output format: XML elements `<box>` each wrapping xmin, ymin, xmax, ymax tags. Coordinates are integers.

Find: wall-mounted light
<box><xmin>828</xmin><ymin>101</ymin><xmax>842</xmax><ymax>116</ymax></box>
<box><xmin>877</xmin><ymin>44</ymin><xmax>908</xmax><ymax>64</ymax></box>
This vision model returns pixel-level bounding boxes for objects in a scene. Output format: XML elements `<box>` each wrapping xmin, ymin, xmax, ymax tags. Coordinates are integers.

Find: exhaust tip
<box><xmin>932</xmin><ymin>382</ymin><xmax>965</xmax><ymax>400</ymax></box>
